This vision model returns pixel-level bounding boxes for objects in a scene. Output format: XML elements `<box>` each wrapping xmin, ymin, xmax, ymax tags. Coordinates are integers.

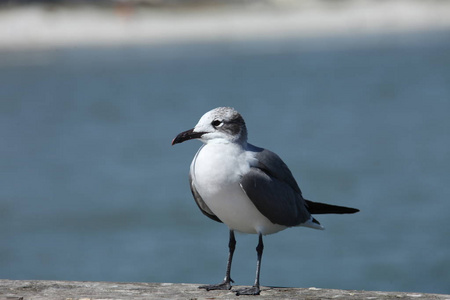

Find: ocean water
<box><xmin>1</xmin><ymin>29</ymin><xmax>450</xmax><ymax>294</ymax></box>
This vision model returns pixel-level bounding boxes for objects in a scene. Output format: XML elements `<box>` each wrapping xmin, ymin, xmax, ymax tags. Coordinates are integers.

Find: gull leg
<box><xmin>234</xmin><ymin>233</ymin><xmax>263</xmax><ymax>296</ymax></box>
<box><xmin>199</xmin><ymin>230</ymin><xmax>236</xmax><ymax>291</ymax></box>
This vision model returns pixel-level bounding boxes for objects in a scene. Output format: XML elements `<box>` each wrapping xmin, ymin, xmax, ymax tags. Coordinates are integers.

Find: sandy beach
<box><xmin>1</xmin><ymin>0</ymin><xmax>450</xmax><ymax>50</ymax></box>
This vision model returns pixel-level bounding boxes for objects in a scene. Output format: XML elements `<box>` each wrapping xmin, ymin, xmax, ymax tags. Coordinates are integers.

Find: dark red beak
<box><xmin>172</xmin><ymin>128</ymin><xmax>205</xmax><ymax>145</ymax></box>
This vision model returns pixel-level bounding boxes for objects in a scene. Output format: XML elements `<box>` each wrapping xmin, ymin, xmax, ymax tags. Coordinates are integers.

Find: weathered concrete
<box><xmin>0</xmin><ymin>280</ymin><xmax>449</xmax><ymax>300</ymax></box>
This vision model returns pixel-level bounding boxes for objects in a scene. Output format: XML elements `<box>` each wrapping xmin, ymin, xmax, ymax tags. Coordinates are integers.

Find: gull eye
<box><xmin>211</xmin><ymin>120</ymin><xmax>223</xmax><ymax>127</ymax></box>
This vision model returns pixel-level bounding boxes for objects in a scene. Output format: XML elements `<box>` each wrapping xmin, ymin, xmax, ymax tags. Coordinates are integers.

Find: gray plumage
<box><xmin>172</xmin><ymin>107</ymin><xmax>359</xmax><ymax>296</ymax></box>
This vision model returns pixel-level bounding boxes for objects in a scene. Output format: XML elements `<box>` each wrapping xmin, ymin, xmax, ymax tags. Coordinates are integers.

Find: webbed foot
<box><xmin>234</xmin><ymin>285</ymin><xmax>260</xmax><ymax>296</ymax></box>
<box><xmin>199</xmin><ymin>280</ymin><xmax>233</xmax><ymax>291</ymax></box>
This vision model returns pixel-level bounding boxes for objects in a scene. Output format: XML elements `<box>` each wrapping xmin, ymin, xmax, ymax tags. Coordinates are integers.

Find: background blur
<box><xmin>1</xmin><ymin>0</ymin><xmax>450</xmax><ymax>295</ymax></box>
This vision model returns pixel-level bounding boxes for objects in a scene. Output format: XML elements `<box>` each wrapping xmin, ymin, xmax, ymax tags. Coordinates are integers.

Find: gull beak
<box><xmin>172</xmin><ymin>128</ymin><xmax>205</xmax><ymax>145</ymax></box>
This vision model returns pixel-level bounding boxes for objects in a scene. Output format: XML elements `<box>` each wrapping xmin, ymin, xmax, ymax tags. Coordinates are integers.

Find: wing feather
<box><xmin>240</xmin><ymin>161</ymin><xmax>311</xmax><ymax>226</ymax></box>
<box><xmin>189</xmin><ymin>172</ymin><xmax>222</xmax><ymax>223</ymax></box>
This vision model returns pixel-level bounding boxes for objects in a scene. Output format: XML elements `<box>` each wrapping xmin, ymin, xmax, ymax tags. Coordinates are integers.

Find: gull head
<box><xmin>172</xmin><ymin>107</ymin><xmax>248</xmax><ymax>145</ymax></box>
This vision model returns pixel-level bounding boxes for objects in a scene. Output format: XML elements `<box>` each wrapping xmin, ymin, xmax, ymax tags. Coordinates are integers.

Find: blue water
<box><xmin>1</xmin><ymin>29</ymin><xmax>450</xmax><ymax>294</ymax></box>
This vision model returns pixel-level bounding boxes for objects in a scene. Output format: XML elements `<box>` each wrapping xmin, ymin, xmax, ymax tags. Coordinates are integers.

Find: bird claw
<box><xmin>234</xmin><ymin>286</ymin><xmax>260</xmax><ymax>296</ymax></box>
<box><xmin>198</xmin><ymin>280</ymin><xmax>232</xmax><ymax>291</ymax></box>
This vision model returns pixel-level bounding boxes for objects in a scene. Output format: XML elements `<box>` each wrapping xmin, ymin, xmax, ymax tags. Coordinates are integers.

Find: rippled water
<box><xmin>1</xmin><ymin>30</ymin><xmax>450</xmax><ymax>294</ymax></box>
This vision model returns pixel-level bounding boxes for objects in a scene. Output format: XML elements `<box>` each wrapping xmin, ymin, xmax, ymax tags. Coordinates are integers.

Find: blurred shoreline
<box><xmin>1</xmin><ymin>0</ymin><xmax>450</xmax><ymax>51</ymax></box>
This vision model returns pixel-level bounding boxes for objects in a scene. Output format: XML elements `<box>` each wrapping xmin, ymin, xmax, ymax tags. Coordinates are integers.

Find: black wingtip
<box><xmin>306</xmin><ymin>200</ymin><xmax>359</xmax><ymax>215</ymax></box>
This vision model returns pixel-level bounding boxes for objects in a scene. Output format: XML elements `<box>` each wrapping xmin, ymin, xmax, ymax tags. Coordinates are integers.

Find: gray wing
<box><xmin>249</xmin><ymin>144</ymin><xmax>303</xmax><ymax>194</ymax></box>
<box><xmin>189</xmin><ymin>172</ymin><xmax>222</xmax><ymax>223</ymax></box>
<box><xmin>239</xmin><ymin>145</ymin><xmax>311</xmax><ymax>227</ymax></box>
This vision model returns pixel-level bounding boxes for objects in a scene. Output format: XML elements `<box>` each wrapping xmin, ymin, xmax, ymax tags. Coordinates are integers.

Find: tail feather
<box><xmin>299</xmin><ymin>216</ymin><xmax>325</xmax><ymax>230</ymax></box>
<box><xmin>305</xmin><ymin>200</ymin><xmax>359</xmax><ymax>215</ymax></box>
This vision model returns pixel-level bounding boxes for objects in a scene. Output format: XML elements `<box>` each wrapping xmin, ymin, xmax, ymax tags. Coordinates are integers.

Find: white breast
<box><xmin>191</xmin><ymin>143</ymin><xmax>286</xmax><ymax>235</ymax></box>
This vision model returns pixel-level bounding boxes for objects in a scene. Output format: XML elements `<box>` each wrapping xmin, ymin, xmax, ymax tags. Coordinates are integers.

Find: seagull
<box><xmin>172</xmin><ymin>107</ymin><xmax>359</xmax><ymax>296</ymax></box>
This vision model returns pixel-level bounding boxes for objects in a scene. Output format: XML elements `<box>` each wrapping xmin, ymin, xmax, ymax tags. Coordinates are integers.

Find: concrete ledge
<box><xmin>1</xmin><ymin>280</ymin><xmax>449</xmax><ymax>299</ymax></box>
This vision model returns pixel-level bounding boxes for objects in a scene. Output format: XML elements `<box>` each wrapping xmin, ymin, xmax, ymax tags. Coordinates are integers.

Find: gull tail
<box><xmin>300</xmin><ymin>216</ymin><xmax>325</xmax><ymax>230</ymax></box>
<box><xmin>305</xmin><ymin>200</ymin><xmax>359</xmax><ymax>215</ymax></box>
